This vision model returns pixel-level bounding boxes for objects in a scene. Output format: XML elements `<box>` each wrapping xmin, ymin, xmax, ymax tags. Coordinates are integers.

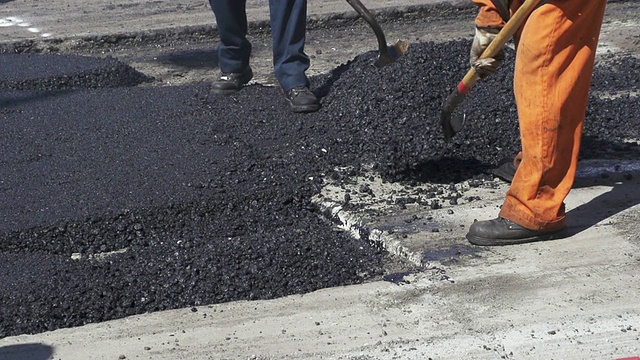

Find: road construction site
<box><xmin>1</xmin><ymin>0</ymin><xmax>639</xmax><ymax>359</ymax></box>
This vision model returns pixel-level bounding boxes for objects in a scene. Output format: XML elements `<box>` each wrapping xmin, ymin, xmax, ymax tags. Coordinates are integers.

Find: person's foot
<box><xmin>492</xmin><ymin>161</ymin><xmax>517</xmax><ymax>183</ymax></box>
<box><xmin>466</xmin><ymin>217</ymin><xmax>567</xmax><ymax>246</ymax></box>
<box><xmin>284</xmin><ymin>86</ymin><xmax>320</xmax><ymax>113</ymax></box>
<box><xmin>211</xmin><ymin>67</ymin><xmax>253</xmax><ymax>95</ymax></box>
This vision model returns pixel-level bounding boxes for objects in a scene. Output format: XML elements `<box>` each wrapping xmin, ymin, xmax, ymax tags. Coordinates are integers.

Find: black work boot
<box><xmin>466</xmin><ymin>217</ymin><xmax>567</xmax><ymax>246</ymax></box>
<box><xmin>284</xmin><ymin>86</ymin><xmax>320</xmax><ymax>113</ymax></box>
<box><xmin>492</xmin><ymin>154</ymin><xmax>522</xmax><ymax>183</ymax></box>
<box><xmin>492</xmin><ymin>161</ymin><xmax>517</xmax><ymax>183</ymax></box>
<box><xmin>211</xmin><ymin>67</ymin><xmax>253</xmax><ymax>95</ymax></box>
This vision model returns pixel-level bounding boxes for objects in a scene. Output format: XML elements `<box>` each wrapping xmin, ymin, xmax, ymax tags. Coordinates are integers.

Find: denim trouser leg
<box><xmin>269</xmin><ymin>0</ymin><xmax>310</xmax><ymax>91</ymax></box>
<box><xmin>210</xmin><ymin>0</ymin><xmax>252</xmax><ymax>73</ymax></box>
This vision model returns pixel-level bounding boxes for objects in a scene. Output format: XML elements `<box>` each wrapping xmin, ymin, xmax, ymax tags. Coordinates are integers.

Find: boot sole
<box><xmin>210</xmin><ymin>87</ymin><xmax>244</xmax><ymax>95</ymax></box>
<box><xmin>466</xmin><ymin>228</ymin><xmax>567</xmax><ymax>246</ymax></box>
<box><xmin>289</xmin><ymin>103</ymin><xmax>321</xmax><ymax>113</ymax></box>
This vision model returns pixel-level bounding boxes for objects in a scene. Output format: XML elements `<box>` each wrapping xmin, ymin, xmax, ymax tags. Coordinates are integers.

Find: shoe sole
<box><xmin>290</xmin><ymin>103</ymin><xmax>321</xmax><ymax>113</ymax></box>
<box><xmin>466</xmin><ymin>228</ymin><xmax>568</xmax><ymax>246</ymax></box>
<box><xmin>210</xmin><ymin>87</ymin><xmax>243</xmax><ymax>95</ymax></box>
<box><xmin>286</xmin><ymin>96</ymin><xmax>320</xmax><ymax>112</ymax></box>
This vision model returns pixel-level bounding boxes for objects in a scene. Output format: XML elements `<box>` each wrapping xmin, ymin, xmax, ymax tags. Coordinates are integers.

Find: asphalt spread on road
<box><xmin>1</xmin><ymin>40</ymin><xmax>639</xmax><ymax>337</ymax></box>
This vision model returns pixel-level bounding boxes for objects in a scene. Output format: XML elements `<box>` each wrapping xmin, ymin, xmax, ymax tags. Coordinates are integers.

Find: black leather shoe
<box><xmin>492</xmin><ymin>160</ymin><xmax>517</xmax><ymax>183</ymax></box>
<box><xmin>284</xmin><ymin>86</ymin><xmax>320</xmax><ymax>113</ymax></box>
<box><xmin>466</xmin><ymin>217</ymin><xmax>567</xmax><ymax>246</ymax></box>
<box><xmin>211</xmin><ymin>67</ymin><xmax>253</xmax><ymax>95</ymax></box>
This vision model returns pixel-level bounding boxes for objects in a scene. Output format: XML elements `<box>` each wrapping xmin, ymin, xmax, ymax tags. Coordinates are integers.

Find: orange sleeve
<box><xmin>473</xmin><ymin>0</ymin><xmax>506</xmax><ymax>29</ymax></box>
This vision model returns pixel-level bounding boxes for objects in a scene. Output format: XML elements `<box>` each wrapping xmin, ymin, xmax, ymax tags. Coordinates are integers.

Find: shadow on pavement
<box><xmin>396</xmin><ymin>157</ymin><xmax>492</xmax><ymax>184</ymax></box>
<box><xmin>581</xmin><ymin>136</ymin><xmax>640</xmax><ymax>162</ymax></box>
<box><xmin>566</xmin><ymin>172</ymin><xmax>640</xmax><ymax>236</ymax></box>
<box><xmin>0</xmin><ymin>90</ymin><xmax>75</xmax><ymax>109</ymax></box>
<box><xmin>0</xmin><ymin>343</ymin><xmax>54</xmax><ymax>360</ymax></box>
<box><xmin>155</xmin><ymin>49</ymin><xmax>218</xmax><ymax>70</ymax></box>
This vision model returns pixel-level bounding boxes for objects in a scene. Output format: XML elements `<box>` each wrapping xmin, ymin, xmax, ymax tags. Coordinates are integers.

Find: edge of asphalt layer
<box><xmin>314</xmin><ymin>159</ymin><xmax>640</xmax><ymax>268</ymax></box>
<box><xmin>0</xmin><ymin>2</ymin><xmax>475</xmax><ymax>52</ymax></box>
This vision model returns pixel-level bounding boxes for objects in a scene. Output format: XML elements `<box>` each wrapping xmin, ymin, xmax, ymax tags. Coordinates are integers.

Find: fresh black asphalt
<box><xmin>1</xmin><ymin>40</ymin><xmax>639</xmax><ymax>337</ymax></box>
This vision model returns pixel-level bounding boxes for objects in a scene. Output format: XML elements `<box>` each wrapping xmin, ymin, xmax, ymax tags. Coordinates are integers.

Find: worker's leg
<box><xmin>268</xmin><ymin>0</ymin><xmax>311</xmax><ymax>91</ymax></box>
<box><xmin>210</xmin><ymin>0</ymin><xmax>251</xmax><ymax>73</ymax></box>
<box><xmin>499</xmin><ymin>0</ymin><xmax>607</xmax><ymax>231</ymax></box>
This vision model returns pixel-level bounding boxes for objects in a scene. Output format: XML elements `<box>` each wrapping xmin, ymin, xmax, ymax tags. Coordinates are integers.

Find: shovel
<box><xmin>440</xmin><ymin>0</ymin><xmax>543</xmax><ymax>141</ymax></box>
<box><xmin>345</xmin><ymin>0</ymin><xmax>409</xmax><ymax>68</ymax></box>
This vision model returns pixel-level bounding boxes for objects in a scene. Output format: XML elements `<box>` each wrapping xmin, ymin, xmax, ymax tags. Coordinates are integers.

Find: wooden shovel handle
<box><xmin>459</xmin><ymin>0</ymin><xmax>543</xmax><ymax>92</ymax></box>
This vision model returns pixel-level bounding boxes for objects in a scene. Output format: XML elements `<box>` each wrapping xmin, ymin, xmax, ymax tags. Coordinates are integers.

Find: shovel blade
<box><xmin>373</xmin><ymin>40</ymin><xmax>410</xmax><ymax>68</ymax></box>
<box><xmin>440</xmin><ymin>88</ymin><xmax>468</xmax><ymax>142</ymax></box>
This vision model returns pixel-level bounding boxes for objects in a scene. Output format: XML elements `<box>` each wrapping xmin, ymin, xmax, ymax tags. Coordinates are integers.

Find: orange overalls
<box><xmin>473</xmin><ymin>0</ymin><xmax>607</xmax><ymax>231</ymax></box>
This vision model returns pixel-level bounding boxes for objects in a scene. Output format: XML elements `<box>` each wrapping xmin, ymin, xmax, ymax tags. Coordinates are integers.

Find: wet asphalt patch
<box><xmin>1</xmin><ymin>40</ymin><xmax>639</xmax><ymax>337</ymax></box>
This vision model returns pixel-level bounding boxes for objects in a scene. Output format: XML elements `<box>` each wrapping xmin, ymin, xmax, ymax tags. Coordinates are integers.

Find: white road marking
<box><xmin>1</xmin><ymin>16</ymin><xmax>53</xmax><ymax>37</ymax></box>
<box><xmin>0</xmin><ymin>18</ymin><xmax>18</xmax><ymax>27</ymax></box>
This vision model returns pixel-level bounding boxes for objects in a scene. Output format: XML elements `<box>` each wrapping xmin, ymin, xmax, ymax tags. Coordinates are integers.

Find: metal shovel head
<box><xmin>440</xmin><ymin>88</ymin><xmax>467</xmax><ymax>142</ymax></box>
<box><xmin>373</xmin><ymin>39</ymin><xmax>410</xmax><ymax>68</ymax></box>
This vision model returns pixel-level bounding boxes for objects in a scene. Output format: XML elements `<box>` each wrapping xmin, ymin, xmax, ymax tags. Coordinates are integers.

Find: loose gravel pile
<box><xmin>1</xmin><ymin>40</ymin><xmax>639</xmax><ymax>338</ymax></box>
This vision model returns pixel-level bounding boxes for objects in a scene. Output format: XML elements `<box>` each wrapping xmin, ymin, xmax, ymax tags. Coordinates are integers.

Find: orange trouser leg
<box><xmin>499</xmin><ymin>0</ymin><xmax>607</xmax><ymax>231</ymax></box>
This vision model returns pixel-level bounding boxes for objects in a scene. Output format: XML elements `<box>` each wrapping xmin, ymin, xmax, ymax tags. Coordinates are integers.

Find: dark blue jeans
<box><xmin>210</xmin><ymin>0</ymin><xmax>311</xmax><ymax>91</ymax></box>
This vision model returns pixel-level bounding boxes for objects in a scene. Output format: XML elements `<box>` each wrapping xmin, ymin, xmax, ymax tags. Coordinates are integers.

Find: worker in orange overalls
<box><xmin>465</xmin><ymin>0</ymin><xmax>608</xmax><ymax>246</ymax></box>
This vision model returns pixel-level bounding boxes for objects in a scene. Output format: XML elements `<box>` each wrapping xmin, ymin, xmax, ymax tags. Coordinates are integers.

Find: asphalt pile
<box><xmin>311</xmin><ymin>40</ymin><xmax>640</xmax><ymax>181</ymax></box>
<box><xmin>0</xmin><ymin>53</ymin><xmax>151</xmax><ymax>90</ymax></box>
<box><xmin>1</xmin><ymin>40</ymin><xmax>639</xmax><ymax>337</ymax></box>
